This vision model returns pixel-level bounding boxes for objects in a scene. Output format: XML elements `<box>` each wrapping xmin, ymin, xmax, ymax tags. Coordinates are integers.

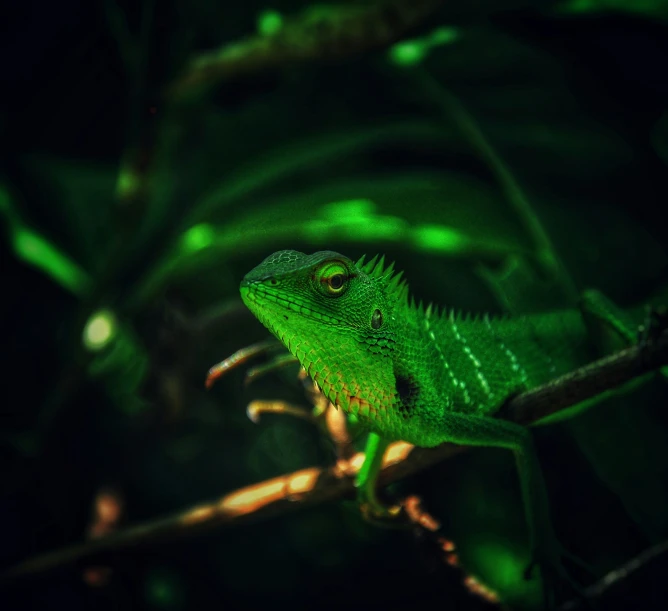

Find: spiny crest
<box><xmin>428</xmin><ymin>303</ymin><xmax>480</xmax><ymax>322</ymax></box>
<box><xmin>355</xmin><ymin>253</ymin><xmax>410</xmax><ymax>303</ymax></box>
<box><xmin>424</xmin><ymin>302</ymin><xmax>442</xmax><ymax>318</ymax></box>
<box><xmin>441</xmin><ymin>307</ymin><xmax>506</xmax><ymax>324</ymax></box>
<box><xmin>354</xmin><ymin>254</ymin><xmax>506</xmax><ymax>320</ymax></box>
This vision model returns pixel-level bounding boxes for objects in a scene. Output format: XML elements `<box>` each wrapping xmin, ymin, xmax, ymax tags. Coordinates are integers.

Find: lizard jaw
<box><xmin>240</xmin><ymin>285</ymin><xmax>378</xmax><ymax>423</ymax></box>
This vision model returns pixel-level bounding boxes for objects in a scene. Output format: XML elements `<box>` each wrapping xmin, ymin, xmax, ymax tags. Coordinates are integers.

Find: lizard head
<box><xmin>240</xmin><ymin>250</ymin><xmax>409</xmax><ymax>424</ymax></box>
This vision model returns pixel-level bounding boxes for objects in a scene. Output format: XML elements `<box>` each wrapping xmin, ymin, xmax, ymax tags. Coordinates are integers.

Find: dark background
<box><xmin>2</xmin><ymin>1</ymin><xmax>668</xmax><ymax>609</ymax></box>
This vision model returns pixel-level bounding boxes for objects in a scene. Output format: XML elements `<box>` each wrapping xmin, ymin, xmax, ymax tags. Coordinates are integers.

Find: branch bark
<box><xmin>2</xmin><ymin>329</ymin><xmax>667</xmax><ymax>586</ymax></box>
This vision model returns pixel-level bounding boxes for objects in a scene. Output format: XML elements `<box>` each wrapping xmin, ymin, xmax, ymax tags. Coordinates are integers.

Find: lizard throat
<box><xmin>241</xmin><ymin>287</ymin><xmax>379</xmax><ymax>421</ymax></box>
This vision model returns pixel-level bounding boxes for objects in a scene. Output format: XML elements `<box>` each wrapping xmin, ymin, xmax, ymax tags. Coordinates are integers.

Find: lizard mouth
<box><xmin>241</xmin><ymin>289</ymin><xmax>290</xmax><ymax>345</ymax></box>
<box><xmin>240</xmin><ymin>281</ymin><xmax>345</xmax><ymax>326</ymax></box>
<box><xmin>241</xmin><ymin>285</ymin><xmax>314</xmax><ymax>371</ymax></box>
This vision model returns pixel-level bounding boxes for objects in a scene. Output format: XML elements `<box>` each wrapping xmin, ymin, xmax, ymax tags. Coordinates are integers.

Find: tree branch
<box><xmin>167</xmin><ymin>0</ymin><xmax>444</xmax><ymax>99</ymax></box>
<box><xmin>558</xmin><ymin>539</ymin><xmax>668</xmax><ymax>611</ymax></box>
<box><xmin>2</xmin><ymin>329</ymin><xmax>667</xmax><ymax>586</ymax></box>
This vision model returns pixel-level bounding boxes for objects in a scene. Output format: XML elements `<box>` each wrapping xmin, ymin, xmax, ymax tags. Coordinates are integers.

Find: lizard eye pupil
<box><xmin>329</xmin><ymin>273</ymin><xmax>344</xmax><ymax>290</ymax></box>
<box><xmin>371</xmin><ymin>309</ymin><xmax>383</xmax><ymax>329</ymax></box>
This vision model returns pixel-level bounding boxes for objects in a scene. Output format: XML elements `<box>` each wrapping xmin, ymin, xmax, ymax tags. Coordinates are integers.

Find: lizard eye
<box><xmin>316</xmin><ymin>261</ymin><xmax>349</xmax><ymax>296</ymax></box>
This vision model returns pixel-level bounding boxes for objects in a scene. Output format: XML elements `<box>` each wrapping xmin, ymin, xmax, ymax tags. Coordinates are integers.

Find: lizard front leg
<box><xmin>354</xmin><ymin>432</ymin><xmax>401</xmax><ymax>520</ymax></box>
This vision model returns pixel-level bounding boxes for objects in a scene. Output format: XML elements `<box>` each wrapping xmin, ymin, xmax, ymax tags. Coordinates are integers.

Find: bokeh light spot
<box><xmin>83</xmin><ymin>310</ymin><xmax>117</xmax><ymax>351</ymax></box>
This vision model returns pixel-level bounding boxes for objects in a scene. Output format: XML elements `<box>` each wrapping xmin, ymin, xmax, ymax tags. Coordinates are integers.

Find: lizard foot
<box><xmin>358</xmin><ymin>498</ymin><xmax>403</xmax><ymax>527</ymax></box>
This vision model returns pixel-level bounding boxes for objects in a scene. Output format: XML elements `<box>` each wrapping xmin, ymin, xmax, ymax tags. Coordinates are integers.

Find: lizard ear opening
<box><xmin>371</xmin><ymin>309</ymin><xmax>383</xmax><ymax>329</ymax></box>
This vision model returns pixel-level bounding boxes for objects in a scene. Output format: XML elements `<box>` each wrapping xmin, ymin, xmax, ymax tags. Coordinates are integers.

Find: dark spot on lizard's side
<box><xmin>283</xmin><ymin>315</ymin><xmax>289</xmax><ymax>320</ymax></box>
<box><xmin>394</xmin><ymin>371</ymin><xmax>420</xmax><ymax>418</ymax></box>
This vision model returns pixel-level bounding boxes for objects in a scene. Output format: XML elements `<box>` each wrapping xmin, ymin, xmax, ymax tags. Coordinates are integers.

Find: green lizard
<box><xmin>238</xmin><ymin>249</ymin><xmax>642</xmax><ymax>604</ymax></box>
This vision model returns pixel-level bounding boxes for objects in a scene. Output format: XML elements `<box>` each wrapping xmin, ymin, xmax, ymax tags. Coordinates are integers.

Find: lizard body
<box><xmin>241</xmin><ymin>249</ymin><xmax>596</xmax><ymax>446</ymax></box>
<box><xmin>239</xmin><ymin>248</ymin><xmax>638</xmax><ymax>603</ymax></box>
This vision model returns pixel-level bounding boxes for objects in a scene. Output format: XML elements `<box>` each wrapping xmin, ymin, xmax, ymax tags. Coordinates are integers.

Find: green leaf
<box><xmin>0</xmin><ymin>183</ymin><xmax>90</xmax><ymax>295</ymax></box>
<box><xmin>133</xmin><ymin>172</ymin><xmax>533</xmax><ymax>306</ymax></box>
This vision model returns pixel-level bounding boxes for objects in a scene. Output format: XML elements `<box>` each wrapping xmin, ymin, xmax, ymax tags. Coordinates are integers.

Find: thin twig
<box><xmin>559</xmin><ymin>540</ymin><xmax>668</xmax><ymax>610</ymax></box>
<box><xmin>205</xmin><ymin>339</ymin><xmax>282</xmax><ymax>389</ymax></box>
<box><xmin>246</xmin><ymin>400</ymin><xmax>316</xmax><ymax>424</ymax></box>
<box><xmin>2</xmin><ymin>330</ymin><xmax>667</xmax><ymax>585</ymax></box>
<box><xmin>245</xmin><ymin>353</ymin><xmax>300</xmax><ymax>386</ymax></box>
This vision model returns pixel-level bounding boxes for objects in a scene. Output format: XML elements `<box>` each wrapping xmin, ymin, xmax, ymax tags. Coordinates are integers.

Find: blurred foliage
<box><xmin>1</xmin><ymin>0</ymin><xmax>668</xmax><ymax>610</ymax></box>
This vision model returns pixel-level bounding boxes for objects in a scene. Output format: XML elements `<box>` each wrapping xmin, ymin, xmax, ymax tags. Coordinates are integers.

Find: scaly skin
<box><xmin>240</xmin><ymin>249</ymin><xmax>635</xmax><ymax>606</ymax></box>
<box><xmin>240</xmin><ymin>249</ymin><xmax>595</xmax><ymax>445</ymax></box>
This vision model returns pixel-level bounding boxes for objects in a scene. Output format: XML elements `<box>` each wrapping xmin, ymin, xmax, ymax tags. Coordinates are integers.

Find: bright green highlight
<box><xmin>257</xmin><ymin>10</ymin><xmax>283</xmax><ymax>36</ymax></box>
<box><xmin>1</xmin><ymin>184</ymin><xmax>89</xmax><ymax>295</ymax></box>
<box><xmin>320</xmin><ymin>198</ymin><xmax>375</xmax><ymax>220</ymax></box>
<box><xmin>13</xmin><ymin>229</ymin><xmax>89</xmax><ymax>295</ymax></box>
<box><xmin>413</xmin><ymin>223</ymin><xmax>468</xmax><ymax>252</ymax></box>
<box><xmin>470</xmin><ymin>539</ymin><xmax>538</xmax><ymax>602</ymax></box>
<box><xmin>83</xmin><ymin>309</ymin><xmax>117</xmax><ymax>352</ymax></box>
<box><xmin>389</xmin><ymin>42</ymin><xmax>426</xmax><ymax>67</ymax></box>
<box><xmin>304</xmin><ymin>198</ymin><xmax>407</xmax><ymax>242</ymax></box>
<box><xmin>389</xmin><ymin>26</ymin><xmax>459</xmax><ymax>66</ymax></box>
<box><xmin>181</xmin><ymin>223</ymin><xmax>215</xmax><ymax>253</ymax></box>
